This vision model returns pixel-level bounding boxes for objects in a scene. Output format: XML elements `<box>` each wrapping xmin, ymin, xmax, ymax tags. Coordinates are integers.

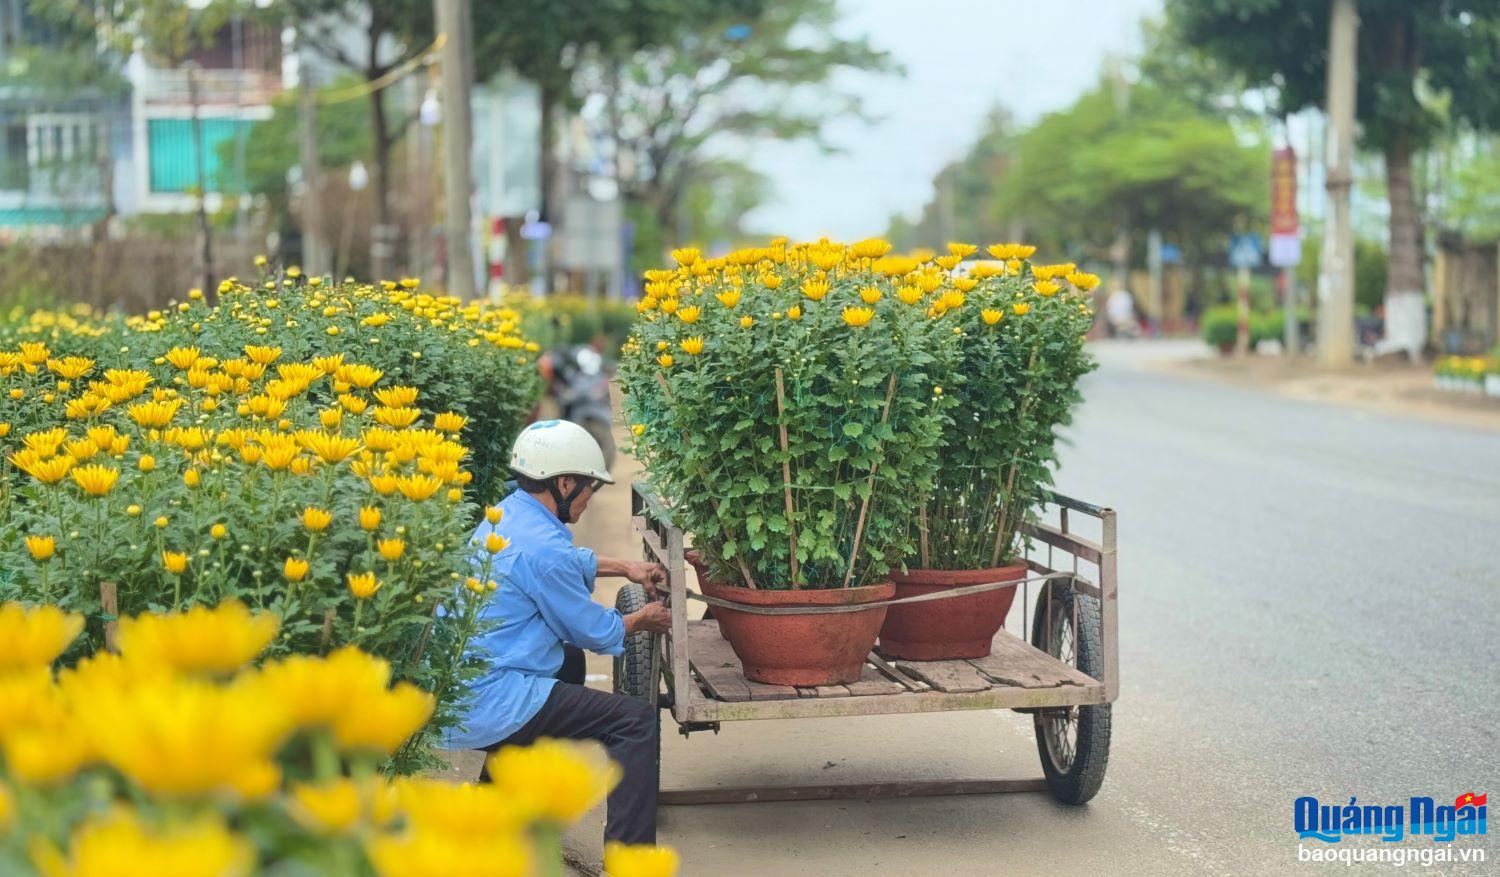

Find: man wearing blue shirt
<box><xmin>453</xmin><ymin>420</ymin><xmax>672</xmax><ymax>845</ymax></box>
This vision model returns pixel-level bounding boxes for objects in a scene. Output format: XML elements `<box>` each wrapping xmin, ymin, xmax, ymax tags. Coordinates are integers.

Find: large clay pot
<box><xmin>877</xmin><ymin>563</ymin><xmax>1027</xmax><ymax>661</ymax></box>
<box><xmin>684</xmin><ymin>550</ymin><xmax>728</xmax><ymax>638</ymax></box>
<box><xmin>700</xmin><ymin>580</ymin><xmax>894</xmax><ymax>686</ymax></box>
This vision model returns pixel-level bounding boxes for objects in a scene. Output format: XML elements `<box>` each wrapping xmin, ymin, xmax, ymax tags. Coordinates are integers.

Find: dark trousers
<box><xmin>481</xmin><ymin>649</ymin><xmax>658</xmax><ymax>844</ymax></box>
<box><xmin>559</xmin><ymin>644</ymin><xmax>586</xmax><ymax>685</ymax></box>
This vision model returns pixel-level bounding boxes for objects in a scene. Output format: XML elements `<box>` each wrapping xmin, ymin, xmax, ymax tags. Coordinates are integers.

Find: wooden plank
<box><xmin>667</xmin><ymin>523</ymin><xmax>694</xmax><ymax>725</ymax></box>
<box><xmin>684</xmin><ymin>620</ymin><xmax>798</xmax><ymax>702</ymax></box>
<box><xmin>865</xmin><ymin>652</ymin><xmax>929</xmax><ymax>692</ymax></box>
<box><xmin>796</xmin><ymin>682</ymin><xmax>851</xmax><ymax>698</ymax></box>
<box><xmin>660</xmin><ymin>778</ymin><xmax>1048</xmax><ymax>806</ymax></box>
<box><xmin>842</xmin><ymin>665</ymin><xmax>908</xmax><ymax>697</ymax></box>
<box><xmin>967</xmin><ymin>629</ymin><xmax>1097</xmax><ymax>689</ymax></box>
<box><xmin>894</xmin><ymin>659</ymin><xmax>992</xmax><ymax>693</ymax></box>
<box><xmin>683</xmin><ymin>681</ymin><xmax>1109</xmax><ymax>724</ymax></box>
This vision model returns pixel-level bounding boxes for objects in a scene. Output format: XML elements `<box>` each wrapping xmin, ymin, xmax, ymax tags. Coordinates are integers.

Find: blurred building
<box><xmin>0</xmin><ymin>6</ymin><xmax>279</xmax><ymax>237</ymax></box>
<box><xmin>0</xmin><ymin>0</ymin><xmax>125</xmax><ymax>237</ymax></box>
<box><xmin>123</xmin><ymin>20</ymin><xmax>282</xmax><ymax>215</ymax></box>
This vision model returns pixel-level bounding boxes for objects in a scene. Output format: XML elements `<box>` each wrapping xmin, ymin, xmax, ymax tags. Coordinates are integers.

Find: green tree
<box><xmin>215</xmin><ymin>80</ymin><xmax>372</xmax><ymax>238</ymax></box>
<box><xmin>473</xmin><ymin>0</ymin><xmax>763</xmax><ymax>230</ymax></box>
<box><xmin>582</xmin><ymin>0</ymin><xmax>895</xmax><ymax>247</ymax></box>
<box><xmin>1169</xmin><ymin>0</ymin><xmax>1500</xmax><ymax>313</ymax></box>
<box><xmin>886</xmin><ymin>108</ymin><xmax>1021</xmax><ymax>250</ymax></box>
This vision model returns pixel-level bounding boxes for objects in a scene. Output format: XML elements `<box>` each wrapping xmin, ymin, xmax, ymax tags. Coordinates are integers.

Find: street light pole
<box><xmin>1318</xmin><ymin>0</ymin><xmax>1358</xmax><ymax>367</ymax></box>
<box><xmin>435</xmin><ymin>0</ymin><xmax>476</xmax><ymax>298</ymax></box>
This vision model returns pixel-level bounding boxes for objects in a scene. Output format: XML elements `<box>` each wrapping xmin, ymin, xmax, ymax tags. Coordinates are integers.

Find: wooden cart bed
<box><xmin>675</xmin><ymin>617</ymin><xmax>1103</xmax><ymax>723</ymax></box>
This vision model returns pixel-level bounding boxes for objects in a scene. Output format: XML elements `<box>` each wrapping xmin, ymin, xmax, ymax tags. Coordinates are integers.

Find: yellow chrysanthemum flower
<box><xmin>1035</xmin><ymin>280</ymin><xmax>1062</xmax><ymax>297</ymax></box>
<box><xmin>359</xmin><ymin>506</ymin><xmax>383</xmax><ymax>531</ymax></box>
<box><xmin>117</xmin><ymin>602</ymin><xmax>279</xmax><ymax>675</ymax></box>
<box><xmin>433</xmin><ymin>411</ymin><xmax>467</xmax><ymax>432</ymax></box>
<box><xmin>70</xmin><ymin>463</ymin><xmax>120</xmax><ymax>497</ymax></box>
<box><xmin>801</xmin><ymin>278</ymin><xmax>830</xmax><ymax>301</ymax></box>
<box><xmin>330</xmin><ymin>682</ymin><xmax>434</xmax><ymax>754</ymax></box>
<box><xmin>981</xmin><ymin>308</ymin><xmax>1003</xmax><ymax>325</ymax></box>
<box><xmin>841</xmin><ymin>307</ymin><xmax>875</xmax><ymax>328</ymax></box>
<box><xmin>1067</xmin><ymin>271</ymin><xmax>1101</xmax><ymax>291</ymax></box>
<box><xmin>676</xmin><ymin>305</ymin><xmax>701</xmax><ymax>324</ymax></box>
<box><xmin>161</xmin><ymin>551</ymin><xmax>188</xmax><ymax>575</ymax></box>
<box><xmin>365</xmin><ymin>830</ymin><xmax>531</xmax><ymax>877</ymax></box>
<box><xmin>1012</xmin><ymin>302</ymin><xmax>1031</xmax><ymax>316</ymax></box>
<box><xmin>604</xmin><ymin>842</ymin><xmax>682</xmax><ymax>877</ymax></box>
<box><xmin>680</xmin><ymin>337</ymin><xmax>704</xmax><ymax>356</ymax></box>
<box><xmin>0</xmin><ymin>603</ymin><xmax>84</xmax><ymax>671</ymax></box>
<box><xmin>486</xmin><ymin>738</ymin><xmax>620</xmax><ymax>823</ymax></box>
<box><xmin>347</xmin><ymin>571</ymin><xmax>380</xmax><ymax>599</ymax></box>
<box><xmin>284</xmin><ymin>557</ymin><xmax>310</xmax><ymax>582</ymax></box>
<box><xmin>288</xmin><ymin>779</ymin><xmax>363</xmax><ymax>835</ymax></box>
<box><xmin>27</xmin><ymin>809</ymin><xmax>253</xmax><ymax>877</ymax></box>
<box><xmin>301</xmin><ymin>507</ymin><xmax>332</xmax><ymax>532</ymax></box>
<box><xmin>377</xmin><ymin>538</ymin><xmax>406</xmax><ymax>562</ymax></box>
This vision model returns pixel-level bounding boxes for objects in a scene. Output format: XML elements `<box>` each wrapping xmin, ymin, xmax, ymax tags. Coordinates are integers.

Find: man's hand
<box><xmin>622</xmin><ymin>560</ymin><xmax>666</xmax><ymax>595</ymax></box>
<box><xmin>624</xmin><ymin>600</ymin><xmax>672</xmax><ymax>636</ymax></box>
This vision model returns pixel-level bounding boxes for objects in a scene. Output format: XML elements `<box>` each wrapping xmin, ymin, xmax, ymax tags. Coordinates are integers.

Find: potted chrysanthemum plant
<box><xmin>876</xmin><ymin>244</ymin><xmax>1097</xmax><ymax>661</ymax></box>
<box><xmin>621</xmin><ymin>239</ymin><xmax>957</xmax><ymax>685</ymax></box>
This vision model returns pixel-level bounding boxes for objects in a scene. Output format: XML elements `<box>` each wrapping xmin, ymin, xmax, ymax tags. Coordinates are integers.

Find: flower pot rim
<box><xmin>700</xmin><ymin>579</ymin><xmax>894</xmax><ymax>606</ymax></box>
<box><xmin>893</xmin><ymin>561</ymin><xmax>1029</xmax><ymax>580</ymax></box>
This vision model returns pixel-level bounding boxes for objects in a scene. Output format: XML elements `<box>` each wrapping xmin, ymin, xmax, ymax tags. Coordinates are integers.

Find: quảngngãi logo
<box><xmin>1295</xmin><ymin>792</ymin><xmax>1486</xmax><ymax>843</ymax></box>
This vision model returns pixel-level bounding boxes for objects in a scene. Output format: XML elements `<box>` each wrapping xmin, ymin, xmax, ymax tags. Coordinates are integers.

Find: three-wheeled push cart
<box><xmin>615</xmin><ymin>485</ymin><xmax>1118</xmax><ymax>806</ymax></box>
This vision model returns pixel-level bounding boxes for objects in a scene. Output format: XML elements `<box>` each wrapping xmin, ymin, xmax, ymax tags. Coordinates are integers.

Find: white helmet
<box><xmin>509</xmin><ymin>420</ymin><xmax>614</xmax><ymax>484</ymax></box>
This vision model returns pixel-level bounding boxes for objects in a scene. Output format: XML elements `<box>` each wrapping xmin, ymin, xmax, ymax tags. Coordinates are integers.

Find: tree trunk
<box><xmin>1384</xmin><ymin>142</ymin><xmax>1424</xmax><ymax>299</ymax></box>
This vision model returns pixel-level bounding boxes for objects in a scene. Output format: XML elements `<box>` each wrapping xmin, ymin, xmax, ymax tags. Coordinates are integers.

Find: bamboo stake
<box><xmin>918</xmin><ymin>502</ymin><xmax>931</xmax><ymax>568</ymax></box>
<box><xmin>774</xmin><ymin>368</ymin><xmax>800</xmax><ymax>589</ymax></box>
<box><xmin>990</xmin><ymin>347</ymin><xmax>1040</xmax><ymax>567</ymax></box>
<box><xmin>319</xmin><ymin>606</ymin><xmax>336</xmax><ymax>655</ymax></box>
<box><xmin>841</xmin><ymin>374</ymin><xmax>899</xmax><ymax>589</ymax></box>
<box><xmin>411</xmin><ymin>601</ymin><xmax>441</xmax><ymax>666</ymax></box>
<box><xmin>657</xmin><ymin>370</ymin><xmax>758</xmax><ymax>589</ymax></box>
<box><xmin>98</xmin><ymin>581</ymin><xmax>119</xmax><ymax>653</ymax></box>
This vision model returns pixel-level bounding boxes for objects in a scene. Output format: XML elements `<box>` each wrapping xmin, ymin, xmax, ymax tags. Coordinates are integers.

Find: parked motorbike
<box><xmin>539</xmin><ymin>345</ymin><xmax>616</xmax><ymax>470</ymax></box>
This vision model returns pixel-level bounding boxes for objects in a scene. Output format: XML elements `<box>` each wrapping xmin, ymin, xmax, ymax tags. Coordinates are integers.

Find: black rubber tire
<box><xmin>613</xmin><ymin>584</ymin><xmax>658</xmax><ymax>700</ymax></box>
<box><xmin>1030</xmin><ymin>580</ymin><xmax>1111</xmax><ymax>805</ymax></box>
<box><xmin>613</xmin><ymin>584</ymin><xmax>662</xmax><ymax>794</ymax></box>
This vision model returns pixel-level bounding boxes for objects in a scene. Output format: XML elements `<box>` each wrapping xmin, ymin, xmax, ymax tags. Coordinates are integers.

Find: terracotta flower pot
<box><xmin>684</xmin><ymin>550</ymin><xmax>729</xmax><ymax>639</ymax></box>
<box><xmin>877</xmin><ymin>562</ymin><xmax>1027</xmax><ymax>661</ymax></box>
<box><xmin>700</xmin><ymin>580</ymin><xmax>895</xmax><ymax>687</ymax></box>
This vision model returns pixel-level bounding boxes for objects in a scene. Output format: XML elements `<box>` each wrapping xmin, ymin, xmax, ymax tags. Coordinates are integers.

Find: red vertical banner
<box><xmin>1269</xmin><ymin>147</ymin><xmax>1301</xmax><ymax>267</ymax></box>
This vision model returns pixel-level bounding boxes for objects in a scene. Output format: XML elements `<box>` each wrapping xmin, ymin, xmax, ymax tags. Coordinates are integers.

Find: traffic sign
<box><xmin>1228</xmin><ymin>234</ymin><xmax>1263</xmax><ymax>271</ymax></box>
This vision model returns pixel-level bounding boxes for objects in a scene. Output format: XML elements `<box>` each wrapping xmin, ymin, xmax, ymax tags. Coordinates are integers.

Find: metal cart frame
<box><xmin>624</xmin><ymin>484</ymin><xmax>1118</xmax><ymax>804</ymax></box>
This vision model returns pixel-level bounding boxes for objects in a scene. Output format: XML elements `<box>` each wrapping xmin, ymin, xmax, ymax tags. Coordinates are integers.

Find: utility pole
<box><xmin>1318</xmin><ymin>0</ymin><xmax>1358</xmax><ymax>367</ymax></box>
<box><xmin>297</xmin><ymin>66</ymin><xmax>329</xmax><ymax>276</ymax></box>
<box><xmin>436</xmin><ymin>0</ymin><xmax>476</xmax><ymax>298</ymax></box>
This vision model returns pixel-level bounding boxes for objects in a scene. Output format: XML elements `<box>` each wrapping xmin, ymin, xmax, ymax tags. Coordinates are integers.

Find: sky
<box><xmin>740</xmin><ymin>0</ymin><xmax>1164</xmax><ymax>241</ymax></box>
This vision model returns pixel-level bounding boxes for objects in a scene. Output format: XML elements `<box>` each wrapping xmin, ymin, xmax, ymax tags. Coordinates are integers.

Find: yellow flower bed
<box><xmin>0</xmin><ymin>602</ymin><xmax>677</xmax><ymax>877</ymax></box>
<box><xmin>0</xmin><ymin>275</ymin><xmax>545</xmax><ymax>765</ymax></box>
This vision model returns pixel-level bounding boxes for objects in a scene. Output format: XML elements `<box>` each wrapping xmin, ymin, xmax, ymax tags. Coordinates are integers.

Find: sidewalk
<box><xmin>1133</xmin><ymin>340</ymin><xmax>1500</xmax><ymax>433</ymax></box>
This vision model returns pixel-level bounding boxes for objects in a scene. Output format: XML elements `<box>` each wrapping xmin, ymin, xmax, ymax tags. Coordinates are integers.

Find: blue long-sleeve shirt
<box><xmin>444</xmin><ymin>488</ymin><xmax>626</xmax><ymax>749</ymax></box>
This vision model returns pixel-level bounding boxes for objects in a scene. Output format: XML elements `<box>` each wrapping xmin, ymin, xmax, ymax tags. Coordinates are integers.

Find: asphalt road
<box><xmin>560</xmin><ymin>340</ymin><xmax>1500</xmax><ymax>875</ymax></box>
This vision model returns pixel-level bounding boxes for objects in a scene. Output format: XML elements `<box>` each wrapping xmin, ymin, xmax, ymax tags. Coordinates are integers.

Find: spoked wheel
<box><xmin>613</xmin><ymin>584</ymin><xmax>663</xmax><ymax>792</ymax></box>
<box><xmin>1030</xmin><ymin>579</ymin><xmax>1111</xmax><ymax>805</ymax></box>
